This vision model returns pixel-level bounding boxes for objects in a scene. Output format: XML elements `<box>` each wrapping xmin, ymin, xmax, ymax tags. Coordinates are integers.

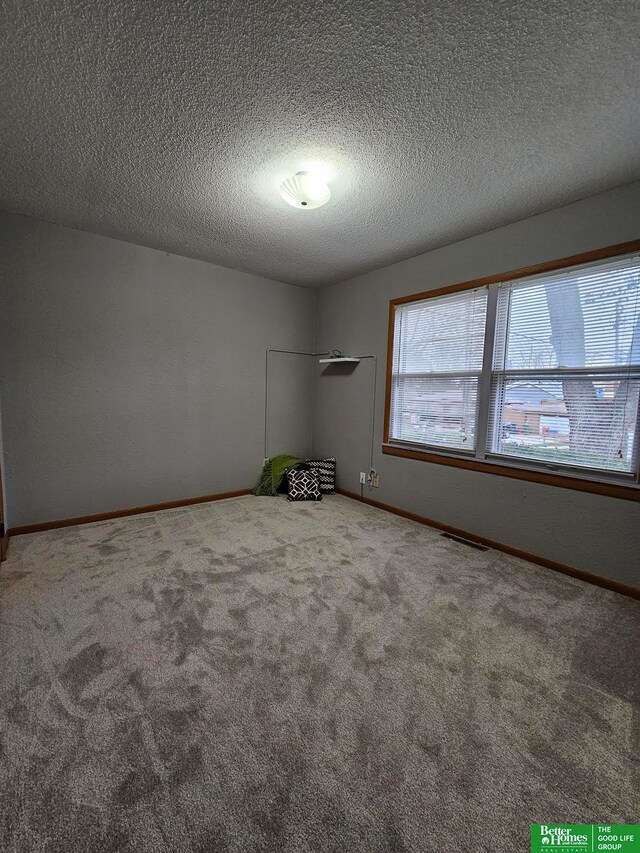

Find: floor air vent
<box><xmin>440</xmin><ymin>532</ymin><xmax>489</xmax><ymax>551</ymax></box>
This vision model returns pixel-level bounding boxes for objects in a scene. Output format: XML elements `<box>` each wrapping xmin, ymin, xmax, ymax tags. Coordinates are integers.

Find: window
<box><xmin>385</xmin><ymin>244</ymin><xmax>640</xmax><ymax>496</ymax></box>
<box><xmin>390</xmin><ymin>287</ymin><xmax>488</xmax><ymax>451</ymax></box>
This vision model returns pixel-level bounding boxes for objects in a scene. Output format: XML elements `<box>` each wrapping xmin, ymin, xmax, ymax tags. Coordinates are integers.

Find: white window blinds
<box><xmin>488</xmin><ymin>254</ymin><xmax>640</xmax><ymax>473</ymax></box>
<box><xmin>390</xmin><ymin>287</ymin><xmax>488</xmax><ymax>451</ymax></box>
<box><xmin>388</xmin><ymin>250</ymin><xmax>640</xmax><ymax>483</ymax></box>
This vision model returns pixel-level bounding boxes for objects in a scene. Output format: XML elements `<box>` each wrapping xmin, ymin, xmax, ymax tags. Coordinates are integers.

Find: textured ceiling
<box><xmin>1</xmin><ymin>0</ymin><xmax>639</xmax><ymax>287</ymax></box>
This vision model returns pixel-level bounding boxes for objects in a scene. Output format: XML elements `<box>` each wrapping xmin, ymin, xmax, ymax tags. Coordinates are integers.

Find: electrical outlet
<box><xmin>367</xmin><ymin>467</ymin><xmax>377</xmax><ymax>486</ymax></box>
<box><xmin>372</xmin><ymin>473</ymin><xmax>380</xmax><ymax>488</ymax></box>
<box><xmin>359</xmin><ymin>472</ymin><xmax>367</xmax><ymax>485</ymax></box>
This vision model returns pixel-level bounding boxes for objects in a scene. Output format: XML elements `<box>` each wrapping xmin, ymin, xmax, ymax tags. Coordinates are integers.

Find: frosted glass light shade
<box><xmin>279</xmin><ymin>171</ymin><xmax>331</xmax><ymax>209</ymax></box>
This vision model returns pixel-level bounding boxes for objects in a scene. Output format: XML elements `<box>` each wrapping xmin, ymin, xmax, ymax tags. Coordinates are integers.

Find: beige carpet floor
<box><xmin>0</xmin><ymin>494</ymin><xmax>638</xmax><ymax>852</ymax></box>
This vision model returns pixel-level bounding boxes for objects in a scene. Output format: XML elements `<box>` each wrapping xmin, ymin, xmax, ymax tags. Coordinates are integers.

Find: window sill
<box><xmin>382</xmin><ymin>442</ymin><xmax>640</xmax><ymax>502</ymax></box>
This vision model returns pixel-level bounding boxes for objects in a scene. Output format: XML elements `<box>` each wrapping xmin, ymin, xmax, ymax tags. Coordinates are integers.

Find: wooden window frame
<box><xmin>382</xmin><ymin>239</ymin><xmax>640</xmax><ymax>502</ymax></box>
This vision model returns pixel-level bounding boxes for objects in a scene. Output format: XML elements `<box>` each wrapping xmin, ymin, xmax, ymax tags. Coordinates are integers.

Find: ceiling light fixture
<box><xmin>279</xmin><ymin>171</ymin><xmax>331</xmax><ymax>209</ymax></box>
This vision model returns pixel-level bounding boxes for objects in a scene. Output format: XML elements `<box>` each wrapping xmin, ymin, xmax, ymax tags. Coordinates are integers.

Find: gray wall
<box><xmin>313</xmin><ymin>182</ymin><xmax>640</xmax><ymax>585</ymax></box>
<box><xmin>266</xmin><ymin>351</ymin><xmax>315</xmax><ymax>461</ymax></box>
<box><xmin>0</xmin><ymin>393</ymin><xmax>5</xmax><ymax>531</ymax></box>
<box><xmin>0</xmin><ymin>212</ymin><xmax>315</xmax><ymax>527</ymax></box>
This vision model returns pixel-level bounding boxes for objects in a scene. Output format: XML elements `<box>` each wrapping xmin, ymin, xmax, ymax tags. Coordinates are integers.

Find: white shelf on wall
<box><xmin>318</xmin><ymin>357</ymin><xmax>361</xmax><ymax>364</ymax></box>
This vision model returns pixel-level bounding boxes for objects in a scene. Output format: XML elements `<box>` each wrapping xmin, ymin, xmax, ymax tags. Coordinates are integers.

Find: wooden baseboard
<box><xmin>8</xmin><ymin>488</ymin><xmax>253</xmax><ymax>537</ymax></box>
<box><xmin>337</xmin><ymin>488</ymin><xmax>640</xmax><ymax>601</ymax></box>
<box><xmin>0</xmin><ymin>533</ymin><xmax>8</xmax><ymax>562</ymax></box>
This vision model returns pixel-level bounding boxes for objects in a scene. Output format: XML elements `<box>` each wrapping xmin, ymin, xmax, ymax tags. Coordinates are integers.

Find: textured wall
<box><xmin>313</xmin><ymin>182</ymin><xmax>640</xmax><ymax>585</ymax></box>
<box><xmin>0</xmin><ymin>213</ymin><xmax>315</xmax><ymax>527</ymax></box>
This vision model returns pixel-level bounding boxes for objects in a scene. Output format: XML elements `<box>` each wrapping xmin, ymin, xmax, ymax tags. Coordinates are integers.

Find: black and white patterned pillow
<box><xmin>286</xmin><ymin>469</ymin><xmax>322</xmax><ymax>502</ymax></box>
<box><xmin>304</xmin><ymin>457</ymin><xmax>336</xmax><ymax>493</ymax></box>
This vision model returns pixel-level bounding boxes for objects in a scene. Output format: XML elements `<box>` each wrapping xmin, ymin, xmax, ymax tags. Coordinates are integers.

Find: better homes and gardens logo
<box><xmin>531</xmin><ymin>825</ymin><xmax>640</xmax><ymax>853</ymax></box>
